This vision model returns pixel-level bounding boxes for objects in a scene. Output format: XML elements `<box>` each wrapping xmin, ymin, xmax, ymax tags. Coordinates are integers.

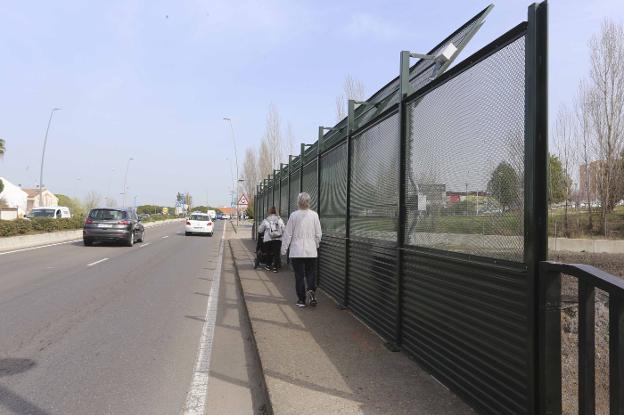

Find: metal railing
<box><xmin>539</xmin><ymin>261</ymin><xmax>624</xmax><ymax>415</ymax></box>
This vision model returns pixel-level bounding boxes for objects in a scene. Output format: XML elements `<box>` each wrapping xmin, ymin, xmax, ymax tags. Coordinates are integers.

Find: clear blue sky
<box><xmin>1</xmin><ymin>0</ymin><xmax>622</xmax><ymax>207</ymax></box>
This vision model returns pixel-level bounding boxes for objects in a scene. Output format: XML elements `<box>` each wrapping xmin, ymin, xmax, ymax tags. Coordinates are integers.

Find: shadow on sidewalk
<box><xmin>229</xmin><ymin>236</ymin><xmax>475</xmax><ymax>415</ymax></box>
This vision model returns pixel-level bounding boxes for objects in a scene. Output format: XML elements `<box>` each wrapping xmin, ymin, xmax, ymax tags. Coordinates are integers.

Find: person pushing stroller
<box><xmin>257</xmin><ymin>207</ymin><xmax>285</xmax><ymax>273</ymax></box>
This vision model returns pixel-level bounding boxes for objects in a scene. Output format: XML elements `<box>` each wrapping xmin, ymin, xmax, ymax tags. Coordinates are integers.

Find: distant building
<box><xmin>0</xmin><ymin>177</ymin><xmax>28</xmax><ymax>217</ymax></box>
<box><xmin>578</xmin><ymin>161</ymin><xmax>603</xmax><ymax>203</ymax></box>
<box><xmin>22</xmin><ymin>188</ymin><xmax>59</xmax><ymax>213</ymax></box>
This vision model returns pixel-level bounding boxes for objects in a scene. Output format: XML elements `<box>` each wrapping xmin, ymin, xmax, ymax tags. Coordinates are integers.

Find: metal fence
<box><xmin>255</xmin><ymin>3</ymin><xmax>550</xmax><ymax>414</ymax></box>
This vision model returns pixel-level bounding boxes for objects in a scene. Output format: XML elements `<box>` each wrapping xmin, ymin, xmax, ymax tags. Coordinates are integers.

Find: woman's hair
<box><xmin>268</xmin><ymin>206</ymin><xmax>277</xmax><ymax>215</ymax></box>
<box><xmin>297</xmin><ymin>192</ymin><xmax>311</xmax><ymax>210</ymax></box>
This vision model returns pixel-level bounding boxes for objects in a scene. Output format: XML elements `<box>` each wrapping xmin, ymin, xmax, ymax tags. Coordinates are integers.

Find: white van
<box><xmin>29</xmin><ymin>206</ymin><xmax>71</xmax><ymax>219</ymax></box>
<box><xmin>207</xmin><ymin>210</ymin><xmax>216</xmax><ymax>220</ymax></box>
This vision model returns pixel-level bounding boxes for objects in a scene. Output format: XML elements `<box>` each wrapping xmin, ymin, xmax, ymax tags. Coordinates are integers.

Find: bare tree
<box><xmin>335</xmin><ymin>74</ymin><xmax>366</xmax><ymax>122</ymax></box>
<box><xmin>265</xmin><ymin>104</ymin><xmax>282</xmax><ymax>170</ymax></box>
<box><xmin>104</xmin><ymin>196</ymin><xmax>117</xmax><ymax>207</ymax></box>
<box><xmin>242</xmin><ymin>148</ymin><xmax>258</xmax><ymax>197</ymax></box>
<box><xmin>285</xmin><ymin>122</ymin><xmax>296</xmax><ymax>161</ymax></box>
<box><xmin>83</xmin><ymin>191</ymin><xmax>102</xmax><ymax>212</ymax></box>
<box><xmin>555</xmin><ymin>104</ymin><xmax>576</xmax><ymax>236</ymax></box>
<box><xmin>258</xmin><ymin>137</ymin><xmax>272</xmax><ymax>180</ymax></box>
<box><xmin>575</xmin><ymin>80</ymin><xmax>595</xmax><ymax>230</ymax></box>
<box><xmin>587</xmin><ymin>20</ymin><xmax>624</xmax><ymax>235</ymax></box>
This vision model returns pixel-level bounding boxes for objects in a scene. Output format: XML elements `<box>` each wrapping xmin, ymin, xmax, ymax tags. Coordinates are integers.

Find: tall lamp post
<box><xmin>39</xmin><ymin>107</ymin><xmax>61</xmax><ymax>207</ymax></box>
<box><xmin>122</xmin><ymin>157</ymin><xmax>134</xmax><ymax>207</ymax></box>
<box><xmin>223</xmin><ymin>117</ymin><xmax>240</xmax><ymax>226</ymax></box>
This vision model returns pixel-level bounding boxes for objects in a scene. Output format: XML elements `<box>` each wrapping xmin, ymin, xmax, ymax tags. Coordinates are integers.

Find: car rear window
<box><xmin>190</xmin><ymin>215</ymin><xmax>210</xmax><ymax>221</ymax></box>
<box><xmin>89</xmin><ymin>209</ymin><xmax>127</xmax><ymax>220</ymax></box>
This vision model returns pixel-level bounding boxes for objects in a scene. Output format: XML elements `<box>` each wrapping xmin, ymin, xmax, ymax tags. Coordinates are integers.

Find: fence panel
<box><xmin>289</xmin><ymin>169</ymin><xmax>301</xmax><ymax>212</ymax></box>
<box><xmin>319</xmin><ymin>142</ymin><xmax>348</xmax><ymax>303</ymax></box>
<box><xmin>348</xmin><ymin>113</ymin><xmax>400</xmax><ymax>341</ymax></box>
<box><xmin>302</xmin><ymin>159</ymin><xmax>318</xmax><ymax>211</ymax></box>
<box><xmin>402</xmin><ymin>29</ymin><xmax>530</xmax><ymax>414</ymax></box>
<box><xmin>280</xmin><ymin>177</ymin><xmax>288</xmax><ymax>217</ymax></box>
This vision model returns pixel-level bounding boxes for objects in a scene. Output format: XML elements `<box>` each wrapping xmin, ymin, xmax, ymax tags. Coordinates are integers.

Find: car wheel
<box><xmin>209</xmin><ymin>232</ymin><xmax>213</xmax><ymax>237</ymax></box>
<box><xmin>185</xmin><ymin>232</ymin><xmax>190</xmax><ymax>236</ymax></box>
<box><xmin>83</xmin><ymin>238</ymin><xmax>93</xmax><ymax>246</ymax></box>
<box><xmin>137</xmin><ymin>230</ymin><xmax>144</xmax><ymax>243</ymax></box>
<box><xmin>126</xmin><ymin>232</ymin><xmax>134</xmax><ymax>247</ymax></box>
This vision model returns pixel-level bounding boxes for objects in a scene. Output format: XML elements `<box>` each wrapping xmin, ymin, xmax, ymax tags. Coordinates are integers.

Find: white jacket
<box><xmin>280</xmin><ymin>209</ymin><xmax>322</xmax><ymax>258</ymax></box>
<box><xmin>258</xmin><ymin>215</ymin><xmax>285</xmax><ymax>243</ymax></box>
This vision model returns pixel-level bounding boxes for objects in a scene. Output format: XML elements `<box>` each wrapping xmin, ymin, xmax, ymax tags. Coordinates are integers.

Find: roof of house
<box><xmin>22</xmin><ymin>188</ymin><xmax>50</xmax><ymax>197</ymax></box>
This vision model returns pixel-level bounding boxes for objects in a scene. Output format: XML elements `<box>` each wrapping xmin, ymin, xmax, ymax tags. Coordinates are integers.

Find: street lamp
<box><xmin>122</xmin><ymin>157</ymin><xmax>134</xmax><ymax>207</ymax></box>
<box><xmin>39</xmin><ymin>107</ymin><xmax>61</xmax><ymax>207</ymax></box>
<box><xmin>223</xmin><ymin>117</ymin><xmax>240</xmax><ymax>225</ymax></box>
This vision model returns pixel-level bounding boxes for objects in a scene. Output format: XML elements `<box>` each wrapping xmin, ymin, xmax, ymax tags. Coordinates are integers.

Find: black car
<box><xmin>83</xmin><ymin>207</ymin><xmax>145</xmax><ymax>246</ymax></box>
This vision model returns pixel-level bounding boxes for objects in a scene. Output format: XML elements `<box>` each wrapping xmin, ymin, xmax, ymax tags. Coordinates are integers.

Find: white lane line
<box><xmin>87</xmin><ymin>258</ymin><xmax>109</xmax><ymax>267</ymax></box>
<box><xmin>183</xmin><ymin>223</ymin><xmax>226</xmax><ymax>415</ymax></box>
<box><xmin>139</xmin><ymin>242</ymin><xmax>152</xmax><ymax>248</ymax></box>
<box><xmin>161</xmin><ymin>235</ymin><xmax>169</xmax><ymax>239</ymax></box>
<box><xmin>0</xmin><ymin>239</ymin><xmax>82</xmax><ymax>256</ymax></box>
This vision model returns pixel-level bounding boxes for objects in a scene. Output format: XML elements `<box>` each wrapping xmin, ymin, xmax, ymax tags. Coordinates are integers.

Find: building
<box><xmin>22</xmin><ymin>188</ymin><xmax>59</xmax><ymax>213</ymax></box>
<box><xmin>0</xmin><ymin>177</ymin><xmax>28</xmax><ymax>217</ymax></box>
<box><xmin>578</xmin><ymin>161</ymin><xmax>603</xmax><ymax>203</ymax></box>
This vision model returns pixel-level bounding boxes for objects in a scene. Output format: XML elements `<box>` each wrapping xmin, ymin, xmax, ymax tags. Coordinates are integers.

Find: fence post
<box><xmin>300</xmin><ymin>143</ymin><xmax>305</xmax><ymax>195</ymax></box>
<box><xmin>343</xmin><ymin>100</ymin><xmax>356</xmax><ymax>309</ymax></box>
<box><xmin>288</xmin><ymin>155</ymin><xmax>294</xmax><ymax>217</ymax></box>
<box><xmin>537</xmin><ymin>262</ymin><xmax>561</xmax><ymax>415</ymax></box>
<box><xmin>526</xmin><ymin>2</ymin><xmax>549</xmax><ymax>413</ymax></box>
<box><xmin>317</xmin><ymin>128</ymin><xmax>324</xmax><ymax>288</ymax></box>
<box><xmin>394</xmin><ymin>50</ymin><xmax>412</xmax><ymax>351</ymax></box>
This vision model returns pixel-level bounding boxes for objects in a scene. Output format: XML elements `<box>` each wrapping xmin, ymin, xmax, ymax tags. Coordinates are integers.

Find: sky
<box><xmin>0</xmin><ymin>0</ymin><xmax>622</xmax><ymax>207</ymax></box>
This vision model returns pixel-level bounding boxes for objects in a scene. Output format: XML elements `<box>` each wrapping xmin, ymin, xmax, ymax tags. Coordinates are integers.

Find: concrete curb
<box><xmin>0</xmin><ymin>219</ymin><xmax>183</xmax><ymax>253</ymax></box>
<box><xmin>227</xmin><ymin>238</ymin><xmax>274</xmax><ymax>415</ymax></box>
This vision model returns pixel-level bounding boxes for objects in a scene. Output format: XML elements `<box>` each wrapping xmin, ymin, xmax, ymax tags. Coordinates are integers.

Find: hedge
<box><xmin>0</xmin><ymin>215</ymin><xmax>177</xmax><ymax>237</ymax></box>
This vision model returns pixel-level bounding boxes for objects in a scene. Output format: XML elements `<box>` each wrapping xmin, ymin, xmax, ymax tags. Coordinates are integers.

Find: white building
<box><xmin>22</xmin><ymin>188</ymin><xmax>59</xmax><ymax>212</ymax></box>
<box><xmin>0</xmin><ymin>177</ymin><xmax>28</xmax><ymax>217</ymax></box>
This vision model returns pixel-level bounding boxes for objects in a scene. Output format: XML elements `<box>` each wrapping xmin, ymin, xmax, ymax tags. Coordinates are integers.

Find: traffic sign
<box><xmin>237</xmin><ymin>194</ymin><xmax>249</xmax><ymax>206</ymax></box>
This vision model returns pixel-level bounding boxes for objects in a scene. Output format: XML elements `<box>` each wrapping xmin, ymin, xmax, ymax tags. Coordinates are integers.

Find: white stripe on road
<box><xmin>87</xmin><ymin>258</ymin><xmax>109</xmax><ymax>267</ymax></box>
<box><xmin>0</xmin><ymin>239</ymin><xmax>82</xmax><ymax>256</ymax></box>
<box><xmin>139</xmin><ymin>242</ymin><xmax>152</xmax><ymax>248</ymax></box>
<box><xmin>161</xmin><ymin>235</ymin><xmax>169</xmax><ymax>239</ymax></box>
<box><xmin>183</xmin><ymin>223</ymin><xmax>226</xmax><ymax>415</ymax></box>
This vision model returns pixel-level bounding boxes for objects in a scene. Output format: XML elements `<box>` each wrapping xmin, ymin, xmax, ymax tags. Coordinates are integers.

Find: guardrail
<box><xmin>539</xmin><ymin>261</ymin><xmax>624</xmax><ymax>415</ymax></box>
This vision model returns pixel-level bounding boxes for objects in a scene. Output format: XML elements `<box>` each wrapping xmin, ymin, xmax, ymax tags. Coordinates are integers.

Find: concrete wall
<box><xmin>549</xmin><ymin>237</ymin><xmax>624</xmax><ymax>254</ymax></box>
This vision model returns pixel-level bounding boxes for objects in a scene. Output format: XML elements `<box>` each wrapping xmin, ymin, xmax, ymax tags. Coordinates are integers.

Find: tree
<box><xmin>587</xmin><ymin>19</ymin><xmax>624</xmax><ymax>235</ymax></box>
<box><xmin>265</xmin><ymin>104</ymin><xmax>282</xmax><ymax>170</ymax></box>
<box><xmin>336</xmin><ymin>74</ymin><xmax>366</xmax><ymax>122</ymax></box>
<box><xmin>548</xmin><ymin>154</ymin><xmax>570</xmax><ymax>204</ymax></box>
<box><xmin>575</xmin><ymin>80</ymin><xmax>595</xmax><ymax>230</ymax></box>
<box><xmin>242</xmin><ymin>148</ymin><xmax>258</xmax><ymax>198</ymax></box>
<box><xmin>56</xmin><ymin>194</ymin><xmax>85</xmax><ymax>216</ymax></box>
<box><xmin>83</xmin><ymin>191</ymin><xmax>102</xmax><ymax>212</ymax></box>
<box><xmin>487</xmin><ymin>162</ymin><xmax>520</xmax><ymax>212</ymax></box>
<box><xmin>0</xmin><ymin>179</ymin><xmax>4</xmax><ymax>194</ymax></box>
<box><xmin>554</xmin><ymin>104</ymin><xmax>576</xmax><ymax>236</ymax></box>
<box><xmin>0</xmin><ymin>138</ymin><xmax>5</xmax><ymax>158</ymax></box>
<box><xmin>104</xmin><ymin>197</ymin><xmax>117</xmax><ymax>207</ymax></box>
<box><xmin>258</xmin><ymin>137</ymin><xmax>272</xmax><ymax>179</ymax></box>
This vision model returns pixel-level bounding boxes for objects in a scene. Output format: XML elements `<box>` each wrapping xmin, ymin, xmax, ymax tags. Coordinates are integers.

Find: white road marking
<box><xmin>87</xmin><ymin>258</ymin><xmax>109</xmax><ymax>267</ymax></box>
<box><xmin>139</xmin><ymin>242</ymin><xmax>152</xmax><ymax>248</ymax></box>
<box><xmin>183</xmin><ymin>223</ymin><xmax>226</xmax><ymax>415</ymax></box>
<box><xmin>0</xmin><ymin>239</ymin><xmax>82</xmax><ymax>256</ymax></box>
<box><xmin>161</xmin><ymin>235</ymin><xmax>169</xmax><ymax>239</ymax></box>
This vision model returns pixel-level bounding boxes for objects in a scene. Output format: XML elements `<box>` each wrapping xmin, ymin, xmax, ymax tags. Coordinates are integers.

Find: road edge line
<box><xmin>182</xmin><ymin>221</ymin><xmax>226</xmax><ymax>415</ymax></box>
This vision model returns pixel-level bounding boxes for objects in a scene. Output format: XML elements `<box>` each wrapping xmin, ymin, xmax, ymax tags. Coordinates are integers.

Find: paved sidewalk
<box><xmin>228</xmin><ymin>228</ymin><xmax>475</xmax><ymax>415</ymax></box>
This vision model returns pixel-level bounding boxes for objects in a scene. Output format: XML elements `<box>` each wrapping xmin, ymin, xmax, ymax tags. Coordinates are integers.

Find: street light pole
<box><xmin>39</xmin><ymin>107</ymin><xmax>60</xmax><ymax>207</ymax></box>
<box><xmin>223</xmin><ymin>117</ymin><xmax>240</xmax><ymax>226</ymax></box>
<box><xmin>122</xmin><ymin>157</ymin><xmax>134</xmax><ymax>207</ymax></box>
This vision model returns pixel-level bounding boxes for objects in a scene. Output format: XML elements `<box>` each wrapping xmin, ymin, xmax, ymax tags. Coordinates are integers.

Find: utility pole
<box><xmin>223</xmin><ymin>117</ymin><xmax>240</xmax><ymax>225</ymax></box>
<box><xmin>39</xmin><ymin>107</ymin><xmax>60</xmax><ymax>207</ymax></box>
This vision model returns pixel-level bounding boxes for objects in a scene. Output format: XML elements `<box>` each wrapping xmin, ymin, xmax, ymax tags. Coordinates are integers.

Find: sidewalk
<box><xmin>228</xmin><ymin>228</ymin><xmax>475</xmax><ymax>415</ymax></box>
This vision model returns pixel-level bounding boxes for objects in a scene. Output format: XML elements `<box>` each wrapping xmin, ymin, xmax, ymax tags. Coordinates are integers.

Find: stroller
<box><xmin>254</xmin><ymin>233</ymin><xmax>272</xmax><ymax>269</ymax></box>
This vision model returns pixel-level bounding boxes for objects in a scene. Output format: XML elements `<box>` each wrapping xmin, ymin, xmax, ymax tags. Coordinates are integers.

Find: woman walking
<box><xmin>257</xmin><ymin>207</ymin><xmax>285</xmax><ymax>272</ymax></box>
<box><xmin>281</xmin><ymin>192</ymin><xmax>322</xmax><ymax>308</ymax></box>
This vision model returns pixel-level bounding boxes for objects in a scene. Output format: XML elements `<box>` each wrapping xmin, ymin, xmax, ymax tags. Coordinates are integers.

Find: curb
<box><xmin>227</xmin><ymin>239</ymin><xmax>274</xmax><ymax>415</ymax></box>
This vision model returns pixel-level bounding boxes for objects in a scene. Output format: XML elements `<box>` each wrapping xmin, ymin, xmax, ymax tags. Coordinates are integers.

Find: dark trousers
<box><xmin>266</xmin><ymin>240</ymin><xmax>282</xmax><ymax>268</ymax></box>
<box><xmin>291</xmin><ymin>258</ymin><xmax>317</xmax><ymax>302</ymax></box>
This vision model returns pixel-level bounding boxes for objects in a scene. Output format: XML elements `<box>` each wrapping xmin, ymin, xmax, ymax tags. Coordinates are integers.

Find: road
<box><xmin>0</xmin><ymin>221</ymin><xmax>266</xmax><ymax>415</ymax></box>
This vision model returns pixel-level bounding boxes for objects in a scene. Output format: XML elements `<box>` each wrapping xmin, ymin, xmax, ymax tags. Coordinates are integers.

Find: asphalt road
<box><xmin>0</xmin><ymin>221</ymin><xmax>264</xmax><ymax>415</ymax></box>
